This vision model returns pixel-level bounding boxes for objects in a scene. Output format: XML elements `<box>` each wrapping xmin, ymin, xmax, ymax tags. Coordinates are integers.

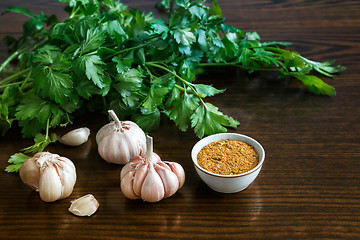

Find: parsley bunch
<box><xmin>1</xmin><ymin>0</ymin><xmax>344</xmax><ymax>171</ymax></box>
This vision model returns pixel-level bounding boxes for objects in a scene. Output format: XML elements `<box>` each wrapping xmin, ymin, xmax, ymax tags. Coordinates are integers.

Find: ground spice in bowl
<box><xmin>197</xmin><ymin>139</ymin><xmax>259</xmax><ymax>175</ymax></box>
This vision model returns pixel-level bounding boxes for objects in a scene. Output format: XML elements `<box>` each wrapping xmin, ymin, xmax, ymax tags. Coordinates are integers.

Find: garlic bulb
<box><xmin>69</xmin><ymin>194</ymin><xmax>99</xmax><ymax>217</ymax></box>
<box><xmin>59</xmin><ymin>127</ymin><xmax>90</xmax><ymax>146</ymax></box>
<box><xmin>19</xmin><ymin>152</ymin><xmax>77</xmax><ymax>202</ymax></box>
<box><xmin>120</xmin><ymin>136</ymin><xmax>185</xmax><ymax>202</ymax></box>
<box><xmin>96</xmin><ymin>110</ymin><xmax>146</xmax><ymax>164</ymax></box>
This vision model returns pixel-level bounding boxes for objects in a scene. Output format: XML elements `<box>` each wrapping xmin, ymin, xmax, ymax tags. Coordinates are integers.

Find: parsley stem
<box><xmin>105</xmin><ymin>36</ymin><xmax>159</xmax><ymax>60</ymax></box>
<box><xmin>146</xmin><ymin>62</ymin><xmax>202</xmax><ymax>99</ymax></box>
<box><xmin>198</xmin><ymin>62</ymin><xmax>284</xmax><ymax>72</ymax></box>
<box><xmin>69</xmin><ymin>5</ymin><xmax>81</xmax><ymax>18</ymax></box>
<box><xmin>0</xmin><ymin>68</ymin><xmax>30</xmax><ymax>86</ymax></box>
<box><xmin>0</xmin><ymin>81</ymin><xmax>22</xmax><ymax>89</ymax></box>
<box><xmin>262</xmin><ymin>46</ymin><xmax>288</xmax><ymax>54</ymax></box>
<box><xmin>174</xmin><ymin>84</ymin><xmax>185</xmax><ymax>92</ymax></box>
<box><xmin>0</xmin><ymin>50</ymin><xmax>19</xmax><ymax>73</ymax></box>
<box><xmin>20</xmin><ymin>71</ymin><xmax>31</xmax><ymax>90</ymax></box>
<box><xmin>45</xmin><ymin>118</ymin><xmax>50</xmax><ymax>140</ymax></box>
<box><xmin>0</xmin><ymin>46</ymin><xmax>31</xmax><ymax>73</ymax></box>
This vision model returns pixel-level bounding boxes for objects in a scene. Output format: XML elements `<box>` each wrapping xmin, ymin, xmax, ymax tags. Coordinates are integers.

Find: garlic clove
<box><xmin>59</xmin><ymin>127</ymin><xmax>90</xmax><ymax>146</ymax></box>
<box><xmin>155</xmin><ymin>164</ymin><xmax>179</xmax><ymax>198</ymax></box>
<box><xmin>120</xmin><ymin>156</ymin><xmax>143</xmax><ymax>180</ymax></box>
<box><xmin>98</xmin><ymin>131</ymin><xmax>136</xmax><ymax>164</ymax></box>
<box><xmin>58</xmin><ymin>157</ymin><xmax>77</xmax><ymax>199</ymax></box>
<box><xmin>167</xmin><ymin>162</ymin><xmax>185</xmax><ymax>189</ymax></box>
<box><xmin>95</xmin><ymin>122</ymin><xmax>113</xmax><ymax>144</ymax></box>
<box><xmin>150</xmin><ymin>152</ymin><xmax>161</xmax><ymax>163</ymax></box>
<box><xmin>140</xmin><ymin>163</ymin><xmax>165</xmax><ymax>202</ymax></box>
<box><xmin>121</xmin><ymin>170</ymin><xmax>140</xmax><ymax>199</ymax></box>
<box><xmin>97</xmin><ymin>132</ymin><xmax>120</xmax><ymax>163</ymax></box>
<box><xmin>69</xmin><ymin>194</ymin><xmax>99</xmax><ymax>217</ymax></box>
<box><xmin>156</xmin><ymin>160</ymin><xmax>171</xmax><ymax>171</ymax></box>
<box><xmin>38</xmin><ymin>163</ymin><xmax>63</xmax><ymax>202</ymax></box>
<box><xmin>132</xmin><ymin>162</ymin><xmax>149</xmax><ymax>196</ymax></box>
<box><xmin>19</xmin><ymin>157</ymin><xmax>40</xmax><ymax>190</ymax></box>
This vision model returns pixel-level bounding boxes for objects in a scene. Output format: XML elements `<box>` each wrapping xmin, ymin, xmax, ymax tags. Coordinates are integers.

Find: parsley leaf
<box><xmin>114</xmin><ymin>68</ymin><xmax>144</xmax><ymax>108</ymax></box>
<box><xmin>167</xmin><ymin>90</ymin><xmax>199</xmax><ymax>131</ymax></box>
<box><xmin>291</xmin><ymin>73</ymin><xmax>336</xmax><ymax>96</ymax></box>
<box><xmin>22</xmin><ymin>132</ymin><xmax>59</xmax><ymax>154</ymax></box>
<box><xmin>33</xmin><ymin>67</ymin><xmax>73</xmax><ymax>104</ymax></box>
<box><xmin>191</xmin><ymin>102</ymin><xmax>239</xmax><ymax>138</ymax></box>
<box><xmin>74</xmin><ymin>54</ymin><xmax>107</xmax><ymax>89</ymax></box>
<box><xmin>0</xmin><ymin>103</ymin><xmax>13</xmax><ymax>135</ymax></box>
<box><xmin>132</xmin><ymin>107</ymin><xmax>161</xmax><ymax>132</ymax></box>
<box><xmin>173</xmin><ymin>28</ymin><xmax>196</xmax><ymax>46</ymax></box>
<box><xmin>5</xmin><ymin>153</ymin><xmax>31</xmax><ymax>173</ymax></box>
<box><xmin>143</xmin><ymin>86</ymin><xmax>169</xmax><ymax>110</ymax></box>
<box><xmin>15</xmin><ymin>94</ymin><xmax>53</xmax><ymax>123</ymax></box>
<box><xmin>0</xmin><ymin>0</ymin><xmax>345</xmax><ymax>169</ymax></box>
<box><xmin>80</xmin><ymin>27</ymin><xmax>106</xmax><ymax>54</ymax></box>
<box><xmin>193</xmin><ymin>84</ymin><xmax>225</xmax><ymax>98</ymax></box>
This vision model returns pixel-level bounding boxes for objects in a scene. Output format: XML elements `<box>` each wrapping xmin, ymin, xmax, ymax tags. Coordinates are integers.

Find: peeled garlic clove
<box><xmin>167</xmin><ymin>162</ymin><xmax>185</xmax><ymax>189</ymax></box>
<box><xmin>59</xmin><ymin>127</ymin><xmax>90</xmax><ymax>146</ymax></box>
<box><xmin>155</xmin><ymin>164</ymin><xmax>179</xmax><ymax>198</ymax></box>
<box><xmin>141</xmin><ymin>163</ymin><xmax>164</xmax><ymax>202</ymax></box>
<box><xmin>121</xmin><ymin>170</ymin><xmax>139</xmax><ymax>199</ymax></box>
<box><xmin>69</xmin><ymin>194</ymin><xmax>99</xmax><ymax>217</ymax></box>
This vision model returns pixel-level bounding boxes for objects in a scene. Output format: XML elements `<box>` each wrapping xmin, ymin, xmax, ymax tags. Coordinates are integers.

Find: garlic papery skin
<box><xmin>69</xmin><ymin>194</ymin><xmax>99</xmax><ymax>217</ymax></box>
<box><xmin>141</xmin><ymin>162</ymin><xmax>165</xmax><ymax>203</ymax></box>
<box><xmin>96</xmin><ymin>110</ymin><xmax>146</xmax><ymax>164</ymax></box>
<box><xmin>19</xmin><ymin>152</ymin><xmax>77</xmax><ymax>202</ymax></box>
<box><xmin>154</xmin><ymin>164</ymin><xmax>179</xmax><ymax>198</ymax></box>
<box><xmin>120</xmin><ymin>156</ymin><xmax>143</xmax><ymax>179</ymax></box>
<box><xmin>166</xmin><ymin>161</ymin><xmax>186</xmax><ymax>189</ymax></box>
<box><xmin>19</xmin><ymin>153</ymin><xmax>41</xmax><ymax>190</ymax></box>
<box><xmin>120</xmin><ymin>136</ymin><xmax>186</xmax><ymax>202</ymax></box>
<box><xmin>59</xmin><ymin>127</ymin><xmax>90</xmax><ymax>146</ymax></box>
<box><xmin>121</xmin><ymin>170</ymin><xmax>140</xmax><ymax>200</ymax></box>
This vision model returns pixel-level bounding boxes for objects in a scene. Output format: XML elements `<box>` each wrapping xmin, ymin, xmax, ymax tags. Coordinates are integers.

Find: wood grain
<box><xmin>0</xmin><ymin>0</ymin><xmax>359</xmax><ymax>239</ymax></box>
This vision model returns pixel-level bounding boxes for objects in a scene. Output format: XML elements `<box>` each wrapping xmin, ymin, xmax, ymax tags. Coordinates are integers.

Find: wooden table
<box><xmin>1</xmin><ymin>0</ymin><xmax>359</xmax><ymax>239</ymax></box>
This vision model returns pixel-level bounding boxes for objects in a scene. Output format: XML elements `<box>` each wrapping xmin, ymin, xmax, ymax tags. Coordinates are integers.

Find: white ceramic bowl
<box><xmin>191</xmin><ymin>133</ymin><xmax>265</xmax><ymax>193</ymax></box>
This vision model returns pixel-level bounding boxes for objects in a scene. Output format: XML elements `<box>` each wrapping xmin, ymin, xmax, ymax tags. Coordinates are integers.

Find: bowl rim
<box><xmin>191</xmin><ymin>133</ymin><xmax>265</xmax><ymax>178</ymax></box>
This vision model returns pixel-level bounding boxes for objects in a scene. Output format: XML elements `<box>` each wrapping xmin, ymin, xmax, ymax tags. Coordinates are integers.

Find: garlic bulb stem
<box><xmin>108</xmin><ymin>110</ymin><xmax>122</xmax><ymax>130</ymax></box>
<box><xmin>146</xmin><ymin>136</ymin><xmax>153</xmax><ymax>161</ymax></box>
<box><xmin>36</xmin><ymin>156</ymin><xmax>47</xmax><ymax>168</ymax></box>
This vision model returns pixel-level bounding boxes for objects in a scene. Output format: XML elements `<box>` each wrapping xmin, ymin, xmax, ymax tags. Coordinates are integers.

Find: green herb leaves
<box><xmin>5</xmin><ymin>153</ymin><xmax>31</xmax><ymax>173</ymax></box>
<box><xmin>0</xmin><ymin>0</ymin><xmax>345</xmax><ymax>152</ymax></box>
<box><xmin>191</xmin><ymin>102</ymin><xmax>239</xmax><ymax>138</ymax></box>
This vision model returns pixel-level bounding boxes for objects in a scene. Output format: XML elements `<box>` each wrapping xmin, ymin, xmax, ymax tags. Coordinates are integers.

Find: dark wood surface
<box><xmin>1</xmin><ymin>0</ymin><xmax>359</xmax><ymax>239</ymax></box>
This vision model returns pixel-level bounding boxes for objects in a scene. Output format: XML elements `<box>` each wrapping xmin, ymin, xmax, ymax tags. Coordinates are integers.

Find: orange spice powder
<box><xmin>197</xmin><ymin>139</ymin><xmax>259</xmax><ymax>175</ymax></box>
